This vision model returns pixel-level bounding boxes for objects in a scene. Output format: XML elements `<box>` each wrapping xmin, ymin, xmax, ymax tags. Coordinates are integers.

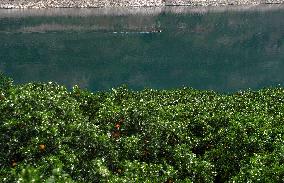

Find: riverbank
<box><xmin>0</xmin><ymin>0</ymin><xmax>283</xmax><ymax>9</ymax></box>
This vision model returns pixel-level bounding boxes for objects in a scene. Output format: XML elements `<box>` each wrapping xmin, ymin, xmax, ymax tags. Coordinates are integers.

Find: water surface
<box><xmin>0</xmin><ymin>6</ymin><xmax>283</xmax><ymax>93</ymax></box>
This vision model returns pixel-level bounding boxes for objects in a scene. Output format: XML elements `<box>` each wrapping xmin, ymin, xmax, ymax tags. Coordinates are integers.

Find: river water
<box><xmin>0</xmin><ymin>5</ymin><xmax>283</xmax><ymax>93</ymax></box>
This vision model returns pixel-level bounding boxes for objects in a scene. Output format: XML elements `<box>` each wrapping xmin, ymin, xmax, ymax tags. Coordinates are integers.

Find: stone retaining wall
<box><xmin>0</xmin><ymin>0</ymin><xmax>283</xmax><ymax>9</ymax></box>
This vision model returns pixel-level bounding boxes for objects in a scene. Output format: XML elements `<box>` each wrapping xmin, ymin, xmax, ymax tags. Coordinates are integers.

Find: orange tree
<box><xmin>1</xmin><ymin>74</ymin><xmax>284</xmax><ymax>182</ymax></box>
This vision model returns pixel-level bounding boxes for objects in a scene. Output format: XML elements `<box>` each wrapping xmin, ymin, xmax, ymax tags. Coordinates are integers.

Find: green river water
<box><xmin>0</xmin><ymin>6</ymin><xmax>283</xmax><ymax>92</ymax></box>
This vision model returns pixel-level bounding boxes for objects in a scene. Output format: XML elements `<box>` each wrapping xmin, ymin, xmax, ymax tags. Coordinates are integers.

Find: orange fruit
<box><xmin>39</xmin><ymin>144</ymin><xmax>46</xmax><ymax>151</ymax></box>
<box><xmin>165</xmin><ymin>178</ymin><xmax>174</xmax><ymax>183</ymax></box>
<box><xmin>115</xmin><ymin>123</ymin><xmax>120</xmax><ymax>129</ymax></box>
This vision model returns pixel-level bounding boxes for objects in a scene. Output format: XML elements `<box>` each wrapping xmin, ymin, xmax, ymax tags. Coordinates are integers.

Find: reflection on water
<box><xmin>0</xmin><ymin>5</ymin><xmax>283</xmax><ymax>93</ymax></box>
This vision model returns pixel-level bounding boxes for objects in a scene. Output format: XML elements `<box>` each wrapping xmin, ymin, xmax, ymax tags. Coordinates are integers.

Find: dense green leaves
<box><xmin>0</xmin><ymin>73</ymin><xmax>12</xmax><ymax>94</ymax></box>
<box><xmin>1</xmin><ymin>75</ymin><xmax>284</xmax><ymax>182</ymax></box>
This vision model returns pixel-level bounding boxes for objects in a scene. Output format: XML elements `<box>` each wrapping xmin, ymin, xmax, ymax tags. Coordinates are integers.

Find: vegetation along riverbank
<box><xmin>1</xmin><ymin>73</ymin><xmax>284</xmax><ymax>182</ymax></box>
<box><xmin>0</xmin><ymin>0</ymin><xmax>283</xmax><ymax>9</ymax></box>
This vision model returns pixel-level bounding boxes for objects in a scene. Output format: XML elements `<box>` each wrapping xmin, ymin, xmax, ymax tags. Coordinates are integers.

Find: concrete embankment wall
<box><xmin>0</xmin><ymin>0</ymin><xmax>283</xmax><ymax>9</ymax></box>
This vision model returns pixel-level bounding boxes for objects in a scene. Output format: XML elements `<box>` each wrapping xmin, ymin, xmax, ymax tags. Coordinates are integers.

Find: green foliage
<box><xmin>230</xmin><ymin>146</ymin><xmax>284</xmax><ymax>183</ymax></box>
<box><xmin>1</xmin><ymin>75</ymin><xmax>284</xmax><ymax>182</ymax></box>
<box><xmin>0</xmin><ymin>73</ymin><xmax>13</xmax><ymax>96</ymax></box>
<box><xmin>7</xmin><ymin>163</ymin><xmax>74</xmax><ymax>183</ymax></box>
<box><xmin>173</xmin><ymin>144</ymin><xmax>216</xmax><ymax>182</ymax></box>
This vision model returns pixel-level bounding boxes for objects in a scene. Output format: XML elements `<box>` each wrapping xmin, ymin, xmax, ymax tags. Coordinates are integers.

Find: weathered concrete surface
<box><xmin>0</xmin><ymin>0</ymin><xmax>283</xmax><ymax>9</ymax></box>
<box><xmin>0</xmin><ymin>0</ymin><xmax>163</xmax><ymax>9</ymax></box>
<box><xmin>166</xmin><ymin>0</ymin><xmax>284</xmax><ymax>6</ymax></box>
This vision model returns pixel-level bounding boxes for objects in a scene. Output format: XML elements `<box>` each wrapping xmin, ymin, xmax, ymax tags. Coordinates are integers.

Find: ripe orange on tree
<box><xmin>115</xmin><ymin>123</ymin><xmax>121</xmax><ymax>129</ymax></box>
<box><xmin>39</xmin><ymin>144</ymin><xmax>46</xmax><ymax>151</ymax></box>
<box><xmin>115</xmin><ymin>117</ymin><xmax>124</xmax><ymax>129</ymax></box>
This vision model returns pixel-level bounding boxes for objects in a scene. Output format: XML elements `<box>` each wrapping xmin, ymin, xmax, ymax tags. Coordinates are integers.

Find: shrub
<box><xmin>1</xmin><ymin>75</ymin><xmax>284</xmax><ymax>182</ymax></box>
